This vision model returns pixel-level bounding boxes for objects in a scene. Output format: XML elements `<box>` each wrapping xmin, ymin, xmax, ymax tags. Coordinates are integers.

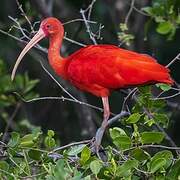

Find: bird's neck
<box><xmin>48</xmin><ymin>33</ymin><xmax>69</xmax><ymax>79</ymax></box>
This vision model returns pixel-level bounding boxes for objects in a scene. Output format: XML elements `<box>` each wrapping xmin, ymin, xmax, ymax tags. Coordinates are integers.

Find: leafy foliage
<box><xmin>0</xmin><ymin>67</ymin><xmax>179</xmax><ymax>179</ymax></box>
<box><xmin>0</xmin><ymin>60</ymin><xmax>39</xmax><ymax>107</ymax></box>
<box><xmin>0</xmin><ymin>126</ymin><xmax>179</xmax><ymax>179</ymax></box>
<box><xmin>142</xmin><ymin>0</ymin><xmax>180</xmax><ymax>40</ymax></box>
<box><xmin>0</xmin><ymin>59</ymin><xmax>39</xmax><ymax>134</ymax></box>
<box><xmin>118</xmin><ymin>23</ymin><xmax>135</xmax><ymax>46</ymax></box>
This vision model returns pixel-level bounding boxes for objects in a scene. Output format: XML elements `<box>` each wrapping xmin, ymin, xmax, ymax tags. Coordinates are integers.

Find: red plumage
<box><xmin>66</xmin><ymin>45</ymin><xmax>173</xmax><ymax>97</ymax></box>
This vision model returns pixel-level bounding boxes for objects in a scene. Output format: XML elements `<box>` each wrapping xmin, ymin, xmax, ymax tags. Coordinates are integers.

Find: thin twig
<box><xmin>50</xmin><ymin>139</ymin><xmax>91</xmax><ymax>153</ymax></box>
<box><xmin>0</xmin><ymin>169</ymin><xmax>16</xmax><ymax>178</ymax></box>
<box><xmin>8</xmin><ymin>16</ymin><xmax>31</xmax><ymax>41</ymax></box>
<box><xmin>20</xmin><ymin>172</ymin><xmax>47</xmax><ymax>179</ymax></box>
<box><xmin>63</xmin><ymin>19</ymin><xmax>97</xmax><ymax>25</ymax></box>
<box><xmin>39</xmin><ymin>61</ymin><xmax>78</xmax><ymax>101</ymax></box>
<box><xmin>133</xmin><ymin>6</ymin><xmax>150</xmax><ymax>17</ymax></box>
<box><xmin>16</xmin><ymin>0</ymin><xmax>35</xmax><ymax>33</ymax></box>
<box><xmin>80</xmin><ymin>0</ymin><xmax>97</xmax><ymax>45</ymax></box>
<box><xmin>9</xmin><ymin>156</ymin><xmax>29</xmax><ymax>176</ymax></box>
<box><xmin>0</xmin><ymin>141</ymin><xmax>7</xmax><ymax>147</ymax></box>
<box><xmin>121</xmin><ymin>88</ymin><xmax>138</xmax><ymax>111</ymax></box>
<box><xmin>153</xmin><ymin>91</ymin><xmax>180</xmax><ymax>100</ymax></box>
<box><xmin>87</xmin><ymin>0</ymin><xmax>96</xmax><ymax>20</ymax></box>
<box><xmin>124</xmin><ymin>144</ymin><xmax>180</xmax><ymax>152</ymax></box>
<box><xmin>2</xmin><ymin>102</ymin><xmax>21</xmax><ymax>142</ymax></box>
<box><xmin>64</xmin><ymin>35</ymin><xmax>86</xmax><ymax>47</ymax></box>
<box><xmin>152</xmin><ymin>85</ymin><xmax>180</xmax><ymax>100</ymax></box>
<box><xmin>13</xmin><ymin>93</ymin><xmax>104</xmax><ymax>113</ymax></box>
<box><xmin>166</xmin><ymin>53</ymin><xmax>180</xmax><ymax>68</ymax></box>
<box><xmin>125</xmin><ymin>0</ymin><xmax>136</xmax><ymax>25</ymax></box>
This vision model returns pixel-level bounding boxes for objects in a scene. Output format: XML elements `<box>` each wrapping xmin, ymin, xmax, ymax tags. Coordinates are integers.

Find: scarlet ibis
<box><xmin>11</xmin><ymin>17</ymin><xmax>173</xmax><ymax>150</ymax></box>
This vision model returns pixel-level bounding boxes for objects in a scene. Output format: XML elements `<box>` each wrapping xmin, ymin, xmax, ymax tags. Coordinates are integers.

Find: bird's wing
<box><xmin>67</xmin><ymin>45</ymin><xmax>172</xmax><ymax>90</ymax></box>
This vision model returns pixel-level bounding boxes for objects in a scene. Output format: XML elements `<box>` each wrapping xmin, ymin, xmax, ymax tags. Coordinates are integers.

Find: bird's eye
<box><xmin>46</xmin><ymin>24</ymin><xmax>51</xmax><ymax>29</ymax></box>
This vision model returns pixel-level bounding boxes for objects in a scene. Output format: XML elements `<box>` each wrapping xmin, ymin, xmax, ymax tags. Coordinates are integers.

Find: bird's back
<box><xmin>66</xmin><ymin>45</ymin><xmax>173</xmax><ymax>97</ymax></box>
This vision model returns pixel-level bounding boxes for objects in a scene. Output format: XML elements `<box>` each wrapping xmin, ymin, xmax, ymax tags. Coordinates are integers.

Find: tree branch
<box><xmin>124</xmin><ymin>0</ymin><xmax>135</xmax><ymax>25</ymax></box>
<box><xmin>166</xmin><ymin>52</ymin><xmax>180</xmax><ymax>68</ymax></box>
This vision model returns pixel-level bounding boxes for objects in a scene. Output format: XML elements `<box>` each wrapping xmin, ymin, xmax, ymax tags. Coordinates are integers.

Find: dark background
<box><xmin>0</xmin><ymin>0</ymin><xmax>179</xmax><ymax>145</ymax></box>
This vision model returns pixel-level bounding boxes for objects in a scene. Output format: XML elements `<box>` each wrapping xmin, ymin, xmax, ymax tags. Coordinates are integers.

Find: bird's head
<box><xmin>41</xmin><ymin>17</ymin><xmax>64</xmax><ymax>37</ymax></box>
<box><xmin>11</xmin><ymin>17</ymin><xmax>64</xmax><ymax>81</ymax></box>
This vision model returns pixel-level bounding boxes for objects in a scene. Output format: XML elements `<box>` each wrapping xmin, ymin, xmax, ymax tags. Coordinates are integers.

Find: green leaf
<box><xmin>151</xmin><ymin>150</ymin><xmax>173</xmax><ymax>169</ymax></box>
<box><xmin>118</xmin><ymin>32</ymin><xmax>134</xmax><ymax>46</ymax></box>
<box><xmin>109</xmin><ymin>127</ymin><xmax>126</xmax><ymax>140</ymax></box>
<box><xmin>0</xmin><ymin>94</ymin><xmax>16</xmax><ymax>107</ymax></box>
<box><xmin>67</xmin><ymin>144</ymin><xmax>86</xmax><ymax>156</ymax></box>
<box><xmin>71</xmin><ymin>170</ymin><xmax>83</xmax><ymax>180</ymax></box>
<box><xmin>8</xmin><ymin>132</ymin><xmax>20</xmax><ymax>148</ymax></box>
<box><xmin>28</xmin><ymin>149</ymin><xmax>42</xmax><ymax>161</ymax></box>
<box><xmin>151</xmin><ymin>99</ymin><xmax>166</xmax><ymax>109</ymax></box>
<box><xmin>141</xmin><ymin>7</ymin><xmax>154</xmax><ymax>16</ymax></box>
<box><xmin>126</xmin><ymin>113</ymin><xmax>141</xmax><ymax>124</ymax></box>
<box><xmin>80</xmin><ymin>146</ymin><xmax>91</xmax><ymax>165</ymax></box>
<box><xmin>45</xmin><ymin>137</ymin><xmax>56</xmax><ymax>149</ymax></box>
<box><xmin>176</xmin><ymin>13</ymin><xmax>180</xmax><ymax>24</ymax></box>
<box><xmin>23</xmin><ymin>91</ymin><xmax>39</xmax><ymax>100</ymax></box>
<box><xmin>144</xmin><ymin>115</ymin><xmax>155</xmax><ymax>127</ymax></box>
<box><xmin>113</xmin><ymin>135</ymin><xmax>131</xmax><ymax>150</ymax></box>
<box><xmin>119</xmin><ymin>23</ymin><xmax>128</xmax><ymax>31</ymax></box>
<box><xmin>20</xmin><ymin>134</ymin><xmax>35</xmax><ymax>147</ymax></box>
<box><xmin>138</xmin><ymin>86</ymin><xmax>151</xmax><ymax>95</ymax></box>
<box><xmin>90</xmin><ymin>160</ymin><xmax>102</xmax><ymax>175</ymax></box>
<box><xmin>116</xmin><ymin>160</ymin><xmax>139</xmax><ymax>177</ymax></box>
<box><xmin>130</xmin><ymin>148</ymin><xmax>150</xmax><ymax>161</ymax></box>
<box><xmin>167</xmin><ymin>159</ymin><xmax>180</xmax><ymax>180</ymax></box>
<box><xmin>155</xmin><ymin>16</ymin><xmax>165</xmax><ymax>23</ymax></box>
<box><xmin>110</xmin><ymin>157</ymin><xmax>117</xmax><ymax>174</ymax></box>
<box><xmin>45</xmin><ymin>130</ymin><xmax>56</xmax><ymax>149</ymax></box>
<box><xmin>110</xmin><ymin>129</ymin><xmax>131</xmax><ymax>151</ymax></box>
<box><xmin>156</xmin><ymin>21</ymin><xmax>174</xmax><ymax>34</ymax></box>
<box><xmin>140</xmin><ymin>132</ymin><xmax>164</xmax><ymax>144</ymax></box>
<box><xmin>24</xmin><ymin>79</ymin><xmax>39</xmax><ymax>94</ymax></box>
<box><xmin>14</xmin><ymin>75</ymin><xmax>24</xmax><ymax>89</ymax></box>
<box><xmin>0</xmin><ymin>59</ymin><xmax>7</xmax><ymax>75</ymax></box>
<box><xmin>154</xmin><ymin>113</ymin><xmax>169</xmax><ymax>127</ymax></box>
<box><xmin>0</xmin><ymin>161</ymin><xmax>9</xmax><ymax>171</ymax></box>
<box><xmin>47</xmin><ymin>130</ymin><xmax>55</xmax><ymax>137</ymax></box>
<box><xmin>53</xmin><ymin>159</ymin><xmax>67</xmax><ymax>179</ymax></box>
<box><xmin>156</xmin><ymin>83</ymin><xmax>171</xmax><ymax>91</ymax></box>
<box><xmin>84</xmin><ymin>175</ymin><xmax>91</xmax><ymax>180</ymax></box>
<box><xmin>149</xmin><ymin>158</ymin><xmax>166</xmax><ymax>173</ymax></box>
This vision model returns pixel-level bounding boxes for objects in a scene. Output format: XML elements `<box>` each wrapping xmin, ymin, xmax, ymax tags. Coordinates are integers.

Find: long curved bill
<box><xmin>11</xmin><ymin>28</ymin><xmax>46</xmax><ymax>81</ymax></box>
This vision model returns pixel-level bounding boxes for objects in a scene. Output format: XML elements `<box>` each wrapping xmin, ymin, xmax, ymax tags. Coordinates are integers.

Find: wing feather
<box><xmin>67</xmin><ymin>45</ymin><xmax>173</xmax><ymax>93</ymax></box>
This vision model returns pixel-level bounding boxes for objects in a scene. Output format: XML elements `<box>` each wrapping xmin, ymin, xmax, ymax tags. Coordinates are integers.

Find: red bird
<box><xmin>11</xmin><ymin>17</ymin><xmax>173</xmax><ymax>149</ymax></box>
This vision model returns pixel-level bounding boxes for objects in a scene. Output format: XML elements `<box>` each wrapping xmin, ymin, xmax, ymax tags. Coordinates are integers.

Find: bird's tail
<box><xmin>157</xmin><ymin>66</ymin><xmax>174</xmax><ymax>85</ymax></box>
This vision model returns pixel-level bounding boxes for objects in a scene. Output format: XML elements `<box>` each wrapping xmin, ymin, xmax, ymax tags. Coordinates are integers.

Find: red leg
<box><xmin>102</xmin><ymin>97</ymin><xmax>110</xmax><ymax>121</ymax></box>
<box><xmin>94</xmin><ymin>97</ymin><xmax>110</xmax><ymax>153</ymax></box>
